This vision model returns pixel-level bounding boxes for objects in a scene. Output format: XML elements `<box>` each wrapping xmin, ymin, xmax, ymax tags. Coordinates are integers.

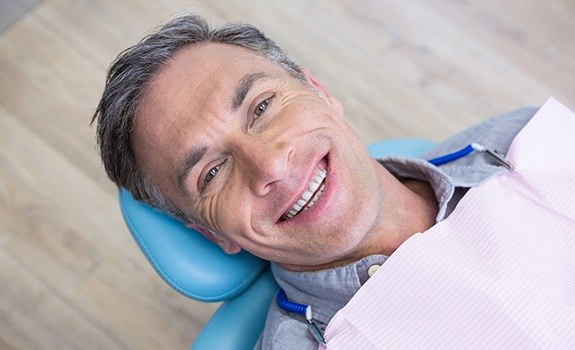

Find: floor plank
<box><xmin>0</xmin><ymin>0</ymin><xmax>40</xmax><ymax>32</ymax></box>
<box><xmin>0</xmin><ymin>248</ymin><xmax>121</xmax><ymax>349</ymax></box>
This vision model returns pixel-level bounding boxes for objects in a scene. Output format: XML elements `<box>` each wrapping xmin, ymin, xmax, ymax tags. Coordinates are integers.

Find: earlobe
<box><xmin>219</xmin><ymin>240</ymin><xmax>242</xmax><ymax>254</ymax></box>
<box><xmin>185</xmin><ymin>221</ymin><xmax>242</xmax><ymax>254</ymax></box>
<box><xmin>185</xmin><ymin>221</ymin><xmax>217</xmax><ymax>243</ymax></box>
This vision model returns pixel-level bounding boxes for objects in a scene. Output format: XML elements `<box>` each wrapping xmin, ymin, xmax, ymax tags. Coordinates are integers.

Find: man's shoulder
<box><xmin>254</xmin><ymin>297</ymin><xmax>319</xmax><ymax>350</ymax></box>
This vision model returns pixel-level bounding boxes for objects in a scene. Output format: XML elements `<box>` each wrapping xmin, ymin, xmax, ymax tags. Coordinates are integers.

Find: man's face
<box><xmin>133</xmin><ymin>43</ymin><xmax>394</xmax><ymax>269</ymax></box>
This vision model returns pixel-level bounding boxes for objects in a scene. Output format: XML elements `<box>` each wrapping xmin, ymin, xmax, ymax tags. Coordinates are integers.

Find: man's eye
<box><xmin>254</xmin><ymin>98</ymin><xmax>270</xmax><ymax>117</ymax></box>
<box><xmin>204</xmin><ymin>165</ymin><xmax>221</xmax><ymax>184</ymax></box>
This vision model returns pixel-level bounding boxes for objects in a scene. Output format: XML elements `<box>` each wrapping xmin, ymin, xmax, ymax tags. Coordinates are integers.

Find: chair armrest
<box><xmin>191</xmin><ymin>269</ymin><xmax>279</xmax><ymax>350</ymax></box>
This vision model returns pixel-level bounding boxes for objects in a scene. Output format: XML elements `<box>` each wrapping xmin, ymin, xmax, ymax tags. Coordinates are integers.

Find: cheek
<box><xmin>213</xmin><ymin>179</ymin><xmax>254</xmax><ymax>234</ymax></box>
<box><xmin>280</xmin><ymin>96</ymin><xmax>329</xmax><ymax>124</ymax></box>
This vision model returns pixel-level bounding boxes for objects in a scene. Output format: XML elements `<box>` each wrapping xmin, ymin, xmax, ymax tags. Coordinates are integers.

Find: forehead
<box><xmin>141</xmin><ymin>43</ymin><xmax>286</xmax><ymax>116</ymax></box>
<box><xmin>135</xmin><ymin>43</ymin><xmax>284</xmax><ymax>139</ymax></box>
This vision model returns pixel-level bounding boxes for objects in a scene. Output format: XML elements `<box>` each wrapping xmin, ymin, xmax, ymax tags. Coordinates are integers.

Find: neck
<box><xmin>402</xmin><ymin>179</ymin><xmax>438</xmax><ymax>211</ymax></box>
<box><xmin>282</xmin><ymin>170</ymin><xmax>439</xmax><ymax>272</ymax></box>
<box><xmin>380</xmin><ymin>178</ymin><xmax>438</xmax><ymax>255</ymax></box>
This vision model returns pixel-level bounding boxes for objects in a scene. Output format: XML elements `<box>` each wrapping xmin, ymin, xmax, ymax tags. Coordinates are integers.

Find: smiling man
<box><xmin>93</xmin><ymin>14</ymin><xmax>536</xmax><ymax>349</ymax></box>
<box><xmin>131</xmin><ymin>42</ymin><xmax>437</xmax><ymax>270</ymax></box>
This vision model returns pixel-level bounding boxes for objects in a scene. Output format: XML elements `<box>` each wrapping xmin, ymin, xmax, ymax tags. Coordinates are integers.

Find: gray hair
<box><xmin>91</xmin><ymin>14</ymin><xmax>303</xmax><ymax>225</ymax></box>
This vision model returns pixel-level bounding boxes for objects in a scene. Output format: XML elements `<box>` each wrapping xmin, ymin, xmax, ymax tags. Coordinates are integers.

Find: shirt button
<box><xmin>368</xmin><ymin>264</ymin><xmax>381</xmax><ymax>277</ymax></box>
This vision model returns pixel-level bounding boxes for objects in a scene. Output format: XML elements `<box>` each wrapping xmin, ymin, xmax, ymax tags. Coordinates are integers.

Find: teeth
<box><xmin>285</xmin><ymin>168</ymin><xmax>327</xmax><ymax>220</ymax></box>
<box><xmin>308</xmin><ymin>180</ymin><xmax>320</xmax><ymax>193</ymax></box>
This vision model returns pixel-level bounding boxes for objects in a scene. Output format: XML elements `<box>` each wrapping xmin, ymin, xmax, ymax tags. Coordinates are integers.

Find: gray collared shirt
<box><xmin>255</xmin><ymin>107</ymin><xmax>537</xmax><ymax>350</ymax></box>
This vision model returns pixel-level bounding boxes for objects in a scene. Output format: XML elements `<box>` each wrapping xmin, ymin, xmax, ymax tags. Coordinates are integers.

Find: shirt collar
<box><xmin>272</xmin><ymin>254</ymin><xmax>389</xmax><ymax>324</ymax></box>
<box><xmin>379</xmin><ymin>156</ymin><xmax>455</xmax><ymax>221</ymax></box>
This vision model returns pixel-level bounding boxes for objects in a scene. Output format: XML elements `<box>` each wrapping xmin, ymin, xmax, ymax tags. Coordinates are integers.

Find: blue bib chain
<box><xmin>276</xmin><ymin>289</ymin><xmax>327</xmax><ymax>346</ymax></box>
<box><xmin>427</xmin><ymin>143</ymin><xmax>514</xmax><ymax>170</ymax></box>
<box><xmin>276</xmin><ymin>142</ymin><xmax>515</xmax><ymax>346</ymax></box>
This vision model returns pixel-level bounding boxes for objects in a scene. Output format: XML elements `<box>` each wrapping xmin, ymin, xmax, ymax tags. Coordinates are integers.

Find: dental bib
<box><xmin>322</xmin><ymin>98</ymin><xmax>575</xmax><ymax>349</ymax></box>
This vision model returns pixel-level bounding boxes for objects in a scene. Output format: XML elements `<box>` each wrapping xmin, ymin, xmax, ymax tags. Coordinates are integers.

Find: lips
<box><xmin>281</xmin><ymin>165</ymin><xmax>327</xmax><ymax>221</ymax></box>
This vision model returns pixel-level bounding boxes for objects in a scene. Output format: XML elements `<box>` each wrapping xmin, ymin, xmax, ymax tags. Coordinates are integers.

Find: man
<box><xmin>93</xmin><ymin>14</ymin><xmax>536</xmax><ymax>349</ymax></box>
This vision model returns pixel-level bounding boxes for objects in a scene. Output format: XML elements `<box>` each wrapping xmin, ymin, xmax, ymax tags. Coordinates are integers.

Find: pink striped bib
<box><xmin>323</xmin><ymin>98</ymin><xmax>575</xmax><ymax>349</ymax></box>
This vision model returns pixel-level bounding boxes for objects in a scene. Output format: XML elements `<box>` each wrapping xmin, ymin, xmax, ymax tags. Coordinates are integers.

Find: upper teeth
<box><xmin>285</xmin><ymin>168</ymin><xmax>327</xmax><ymax>219</ymax></box>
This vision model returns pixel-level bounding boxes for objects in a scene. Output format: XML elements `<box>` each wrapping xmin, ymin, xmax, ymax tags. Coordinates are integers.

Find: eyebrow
<box><xmin>175</xmin><ymin>72</ymin><xmax>269</xmax><ymax>193</ymax></box>
<box><xmin>229</xmin><ymin>72</ymin><xmax>269</xmax><ymax>112</ymax></box>
<box><xmin>176</xmin><ymin>145</ymin><xmax>208</xmax><ymax>193</ymax></box>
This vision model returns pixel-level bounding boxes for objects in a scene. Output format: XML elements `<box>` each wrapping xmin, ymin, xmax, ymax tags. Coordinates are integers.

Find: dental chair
<box><xmin>119</xmin><ymin>139</ymin><xmax>436</xmax><ymax>350</ymax></box>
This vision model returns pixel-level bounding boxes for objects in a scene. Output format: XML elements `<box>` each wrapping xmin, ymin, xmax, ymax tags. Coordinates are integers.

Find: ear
<box><xmin>185</xmin><ymin>222</ymin><xmax>242</xmax><ymax>254</ymax></box>
<box><xmin>301</xmin><ymin>67</ymin><xmax>344</xmax><ymax>114</ymax></box>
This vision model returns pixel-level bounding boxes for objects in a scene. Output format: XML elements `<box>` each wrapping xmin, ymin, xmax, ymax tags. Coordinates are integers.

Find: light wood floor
<box><xmin>1</xmin><ymin>0</ymin><xmax>573</xmax><ymax>348</ymax></box>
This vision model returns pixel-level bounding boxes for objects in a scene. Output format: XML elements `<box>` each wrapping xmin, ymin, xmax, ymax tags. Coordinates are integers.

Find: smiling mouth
<box><xmin>281</xmin><ymin>167</ymin><xmax>327</xmax><ymax>221</ymax></box>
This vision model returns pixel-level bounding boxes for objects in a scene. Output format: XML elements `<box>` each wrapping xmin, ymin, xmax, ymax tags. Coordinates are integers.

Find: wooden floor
<box><xmin>0</xmin><ymin>0</ymin><xmax>573</xmax><ymax>348</ymax></box>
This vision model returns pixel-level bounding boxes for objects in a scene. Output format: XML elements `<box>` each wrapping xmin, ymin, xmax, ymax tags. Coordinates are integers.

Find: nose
<box><xmin>233</xmin><ymin>136</ymin><xmax>294</xmax><ymax>196</ymax></box>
